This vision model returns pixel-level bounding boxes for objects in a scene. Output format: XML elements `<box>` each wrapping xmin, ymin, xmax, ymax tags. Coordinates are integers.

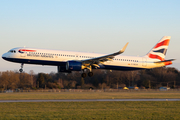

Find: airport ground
<box><xmin>0</xmin><ymin>90</ymin><xmax>180</xmax><ymax>100</ymax></box>
<box><xmin>0</xmin><ymin>91</ymin><xmax>180</xmax><ymax>119</ymax></box>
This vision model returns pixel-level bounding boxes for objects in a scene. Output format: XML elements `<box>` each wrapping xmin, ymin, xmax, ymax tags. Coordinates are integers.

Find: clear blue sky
<box><xmin>0</xmin><ymin>0</ymin><xmax>180</xmax><ymax>73</ymax></box>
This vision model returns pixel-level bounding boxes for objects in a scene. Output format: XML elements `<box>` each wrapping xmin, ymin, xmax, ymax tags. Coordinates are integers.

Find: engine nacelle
<box><xmin>66</xmin><ymin>61</ymin><xmax>82</xmax><ymax>71</ymax></box>
<box><xmin>57</xmin><ymin>66</ymin><xmax>72</xmax><ymax>73</ymax></box>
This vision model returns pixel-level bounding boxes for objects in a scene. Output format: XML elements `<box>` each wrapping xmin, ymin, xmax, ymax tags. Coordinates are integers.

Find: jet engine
<box><xmin>66</xmin><ymin>61</ymin><xmax>82</xmax><ymax>71</ymax></box>
<box><xmin>57</xmin><ymin>66</ymin><xmax>71</xmax><ymax>73</ymax></box>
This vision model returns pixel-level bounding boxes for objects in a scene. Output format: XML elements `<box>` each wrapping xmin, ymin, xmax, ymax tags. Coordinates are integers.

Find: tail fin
<box><xmin>145</xmin><ymin>36</ymin><xmax>171</xmax><ymax>61</ymax></box>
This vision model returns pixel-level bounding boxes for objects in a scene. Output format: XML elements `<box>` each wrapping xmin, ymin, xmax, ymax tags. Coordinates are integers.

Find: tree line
<box><xmin>0</xmin><ymin>67</ymin><xmax>179</xmax><ymax>90</ymax></box>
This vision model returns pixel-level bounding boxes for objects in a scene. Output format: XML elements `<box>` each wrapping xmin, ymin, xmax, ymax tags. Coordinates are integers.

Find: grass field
<box><xmin>0</xmin><ymin>92</ymin><xmax>180</xmax><ymax>119</ymax></box>
<box><xmin>0</xmin><ymin>101</ymin><xmax>180</xmax><ymax>119</ymax></box>
<box><xmin>0</xmin><ymin>91</ymin><xmax>180</xmax><ymax>100</ymax></box>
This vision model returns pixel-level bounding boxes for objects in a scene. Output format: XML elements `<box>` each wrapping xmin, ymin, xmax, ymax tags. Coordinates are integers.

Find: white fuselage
<box><xmin>2</xmin><ymin>47</ymin><xmax>168</xmax><ymax>71</ymax></box>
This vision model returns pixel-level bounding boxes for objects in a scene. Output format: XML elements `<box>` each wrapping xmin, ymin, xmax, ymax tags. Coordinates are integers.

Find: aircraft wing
<box><xmin>81</xmin><ymin>42</ymin><xmax>129</xmax><ymax>67</ymax></box>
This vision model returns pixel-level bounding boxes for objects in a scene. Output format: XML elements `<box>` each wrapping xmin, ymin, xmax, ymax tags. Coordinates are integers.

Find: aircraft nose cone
<box><xmin>2</xmin><ymin>53</ymin><xmax>7</xmax><ymax>60</ymax></box>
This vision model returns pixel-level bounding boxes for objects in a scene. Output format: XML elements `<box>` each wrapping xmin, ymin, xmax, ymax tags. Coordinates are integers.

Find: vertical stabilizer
<box><xmin>145</xmin><ymin>36</ymin><xmax>171</xmax><ymax>61</ymax></box>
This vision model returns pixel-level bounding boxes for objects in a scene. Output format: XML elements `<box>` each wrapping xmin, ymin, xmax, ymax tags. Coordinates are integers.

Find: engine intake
<box><xmin>66</xmin><ymin>61</ymin><xmax>82</xmax><ymax>71</ymax></box>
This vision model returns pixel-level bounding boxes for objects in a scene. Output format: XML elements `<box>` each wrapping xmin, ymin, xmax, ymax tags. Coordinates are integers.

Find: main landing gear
<box><xmin>88</xmin><ymin>72</ymin><xmax>93</xmax><ymax>77</ymax></box>
<box><xmin>81</xmin><ymin>73</ymin><xmax>87</xmax><ymax>78</ymax></box>
<box><xmin>81</xmin><ymin>66</ymin><xmax>94</xmax><ymax>78</ymax></box>
<box><xmin>81</xmin><ymin>72</ymin><xmax>94</xmax><ymax>78</ymax></box>
<box><xmin>19</xmin><ymin>63</ymin><xmax>24</xmax><ymax>73</ymax></box>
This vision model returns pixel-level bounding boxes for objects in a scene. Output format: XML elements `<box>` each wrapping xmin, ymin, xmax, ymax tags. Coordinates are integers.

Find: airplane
<box><xmin>2</xmin><ymin>36</ymin><xmax>175</xmax><ymax>78</ymax></box>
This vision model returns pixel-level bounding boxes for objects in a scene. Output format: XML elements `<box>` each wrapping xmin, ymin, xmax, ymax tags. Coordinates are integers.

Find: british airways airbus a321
<box><xmin>2</xmin><ymin>36</ymin><xmax>175</xmax><ymax>78</ymax></box>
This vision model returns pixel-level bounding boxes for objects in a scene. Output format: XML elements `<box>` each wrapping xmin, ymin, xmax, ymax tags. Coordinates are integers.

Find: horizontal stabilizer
<box><xmin>154</xmin><ymin>59</ymin><xmax>175</xmax><ymax>63</ymax></box>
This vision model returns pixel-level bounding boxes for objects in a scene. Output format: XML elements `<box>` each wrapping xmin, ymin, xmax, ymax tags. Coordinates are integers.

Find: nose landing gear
<box><xmin>19</xmin><ymin>63</ymin><xmax>24</xmax><ymax>73</ymax></box>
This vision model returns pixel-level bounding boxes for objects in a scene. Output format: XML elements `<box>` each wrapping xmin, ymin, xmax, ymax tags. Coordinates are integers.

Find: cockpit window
<box><xmin>8</xmin><ymin>50</ymin><xmax>13</xmax><ymax>53</ymax></box>
<box><xmin>8</xmin><ymin>50</ymin><xmax>16</xmax><ymax>53</ymax></box>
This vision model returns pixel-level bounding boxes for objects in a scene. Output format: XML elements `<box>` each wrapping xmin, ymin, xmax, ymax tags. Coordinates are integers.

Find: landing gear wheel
<box><xmin>88</xmin><ymin>72</ymin><xmax>93</xmax><ymax>77</ymax></box>
<box><xmin>19</xmin><ymin>69</ymin><xmax>23</xmax><ymax>73</ymax></box>
<box><xmin>81</xmin><ymin>73</ymin><xmax>87</xmax><ymax>78</ymax></box>
<box><xmin>19</xmin><ymin>63</ymin><xmax>24</xmax><ymax>73</ymax></box>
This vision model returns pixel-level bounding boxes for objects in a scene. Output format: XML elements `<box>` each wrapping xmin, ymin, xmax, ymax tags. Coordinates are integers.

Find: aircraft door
<box><xmin>142</xmin><ymin>58</ymin><xmax>147</xmax><ymax>67</ymax></box>
<box><xmin>20</xmin><ymin>52</ymin><xmax>26</xmax><ymax>57</ymax></box>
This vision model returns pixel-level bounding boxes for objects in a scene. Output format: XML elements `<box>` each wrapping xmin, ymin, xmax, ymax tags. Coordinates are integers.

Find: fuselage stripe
<box><xmin>19</xmin><ymin>49</ymin><xmax>36</xmax><ymax>52</ymax></box>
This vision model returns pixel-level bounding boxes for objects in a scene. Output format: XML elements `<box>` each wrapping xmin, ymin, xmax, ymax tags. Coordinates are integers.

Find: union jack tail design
<box><xmin>145</xmin><ymin>36</ymin><xmax>171</xmax><ymax>61</ymax></box>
